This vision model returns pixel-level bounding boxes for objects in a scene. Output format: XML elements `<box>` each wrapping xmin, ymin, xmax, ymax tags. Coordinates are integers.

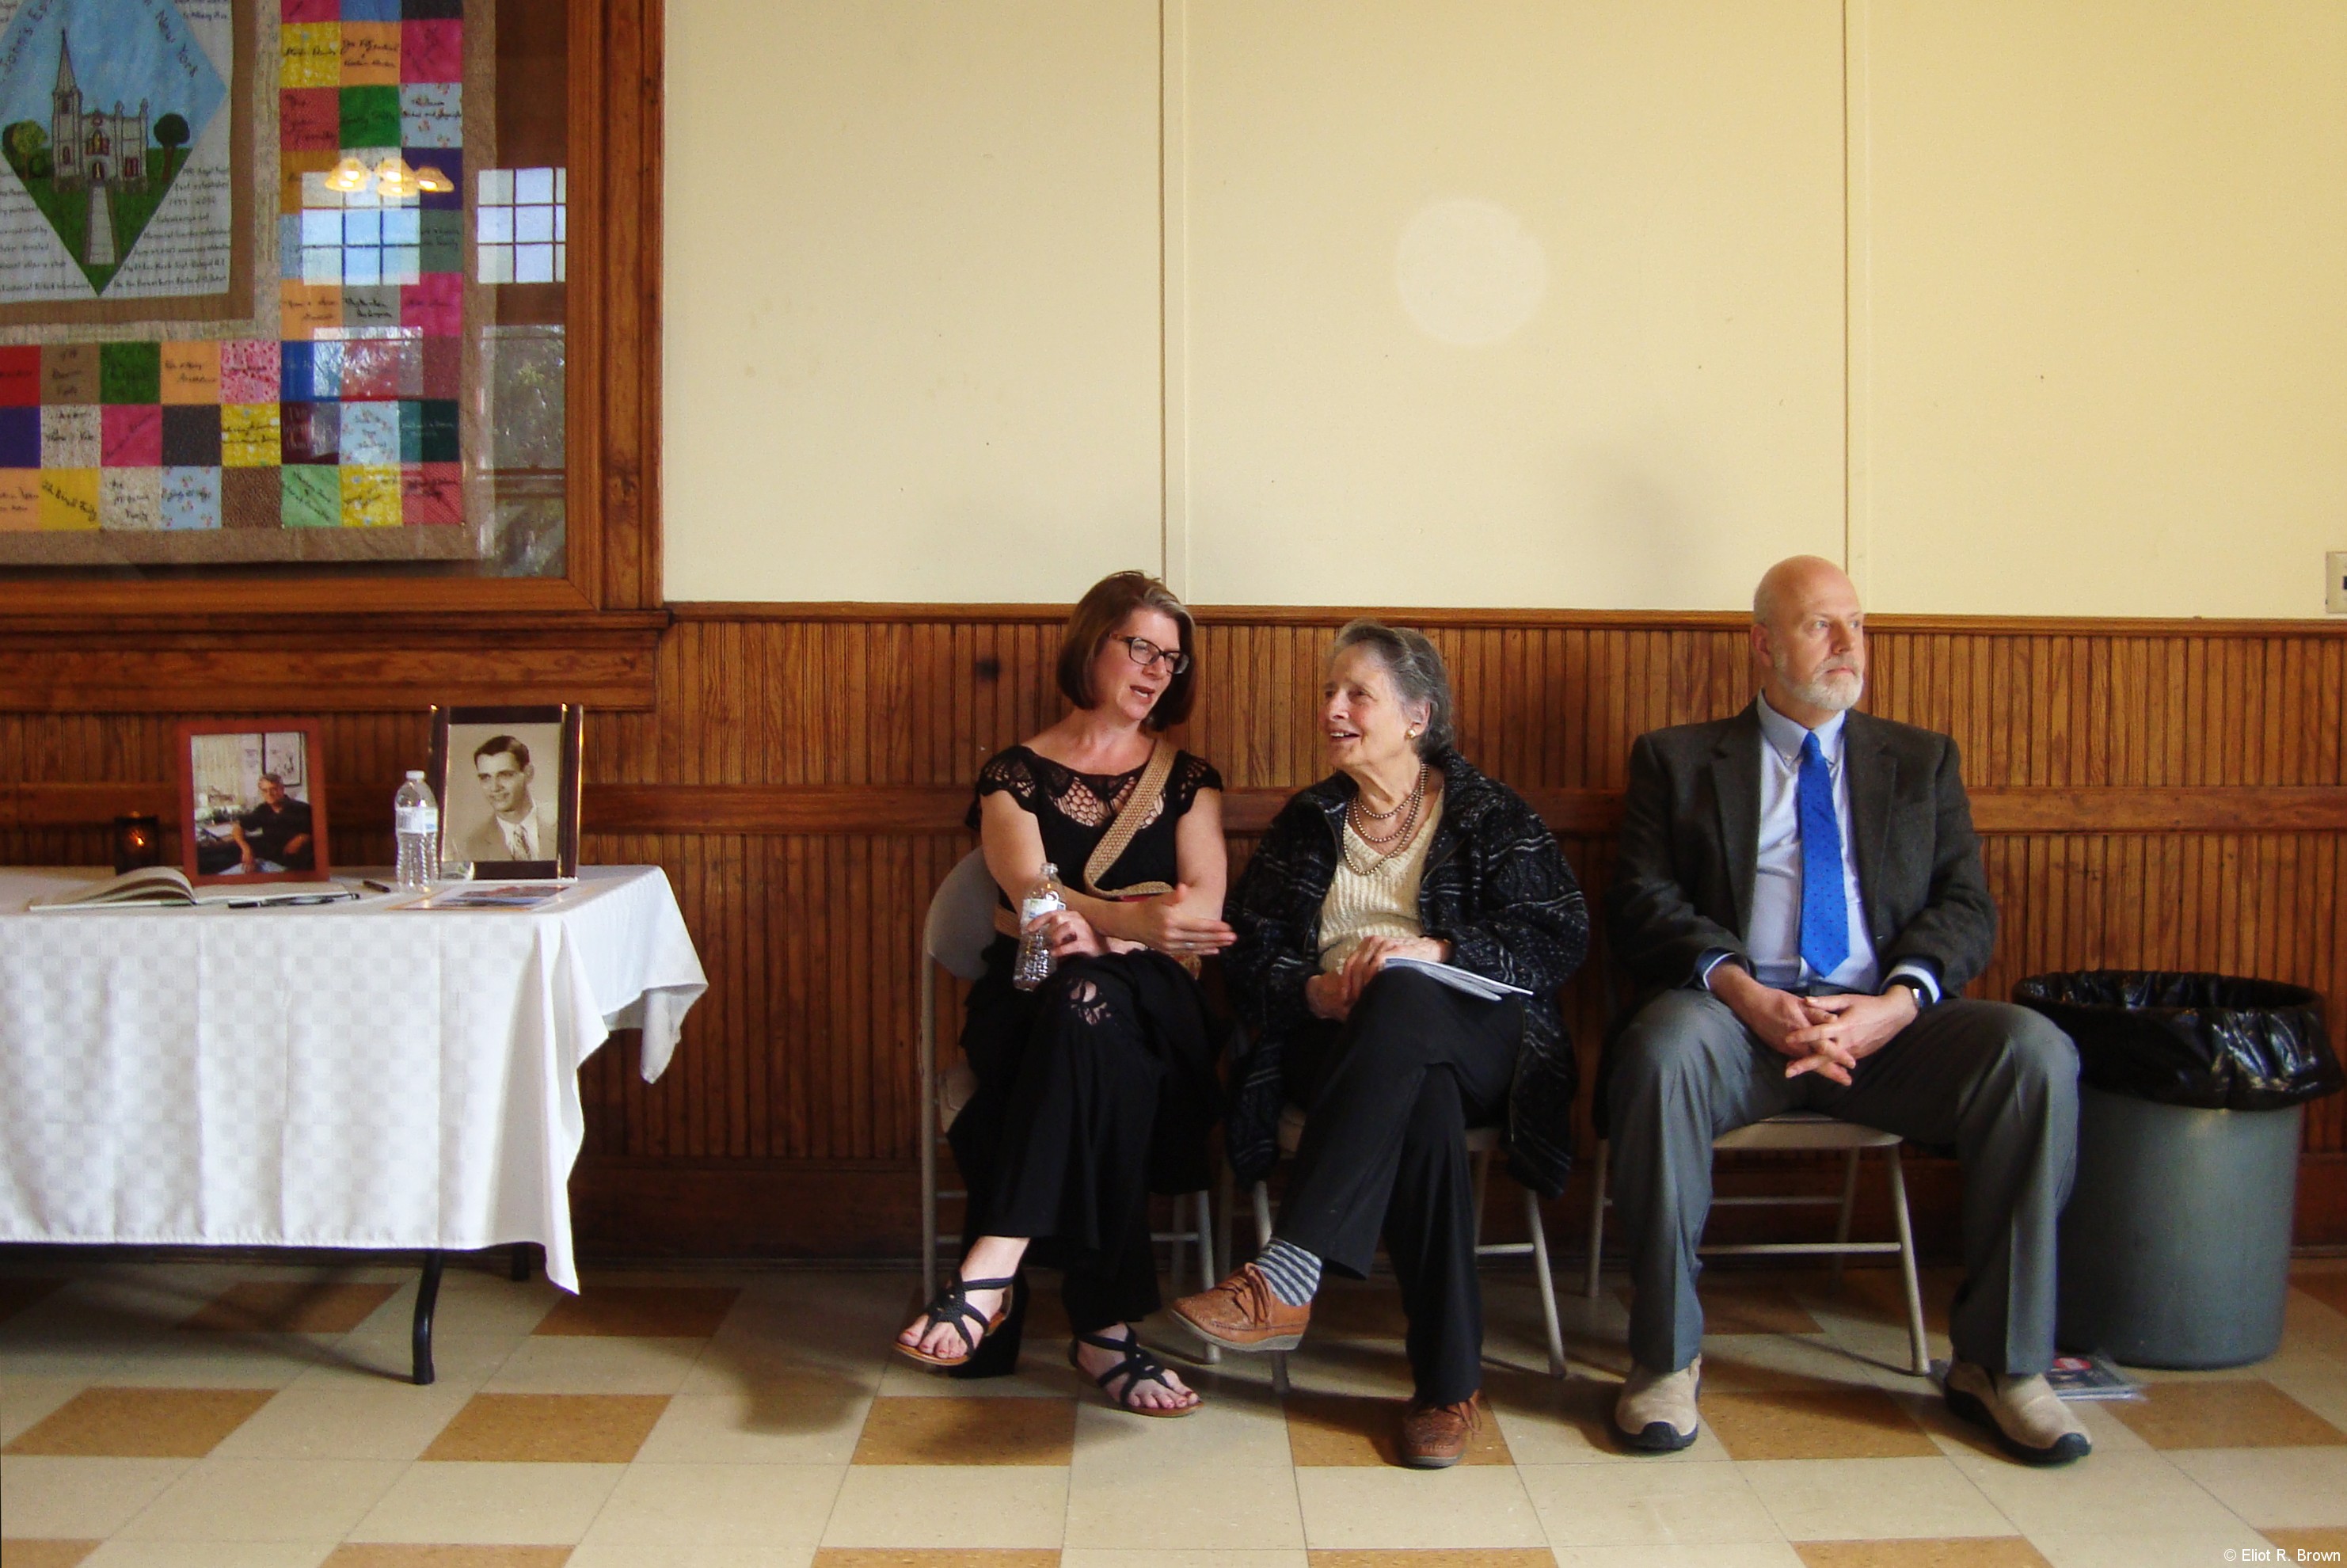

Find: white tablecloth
<box><xmin>0</xmin><ymin>866</ymin><xmax>706</xmax><ymax>1292</ymax></box>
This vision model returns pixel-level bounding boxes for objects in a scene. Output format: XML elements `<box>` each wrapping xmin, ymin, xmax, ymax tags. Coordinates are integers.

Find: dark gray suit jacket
<box><xmin>1605</xmin><ymin>703</ymin><xmax>1999</xmax><ymax>1007</ymax></box>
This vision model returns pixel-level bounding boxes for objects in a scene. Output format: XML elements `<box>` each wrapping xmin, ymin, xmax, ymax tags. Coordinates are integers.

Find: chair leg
<box><xmin>1470</xmin><ymin>1146</ymin><xmax>1492</xmax><ymax>1250</ymax></box>
<box><xmin>1190</xmin><ymin>1190</ymin><xmax>1220</xmax><ymax>1364</ymax></box>
<box><xmin>1885</xmin><ymin>1144</ymin><xmax>1930</xmax><ymax>1375</ymax></box>
<box><xmin>1249</xmin><ymin>1178</ymin><xmax>1289</xmax><ymax>1394</ymax></box>
<box><xmin>1217</xmin><ymin>1164</ymin><xmax>1236</xmax><ymax>1280</ymax></box>
<box><xmin>919</xmin><ymin>966</ymin><xmax>938</xmax><ymax>1303</ymax></box>
<box><xmin>1166</xmin><ymin>1193</ymin><xmax>1188</xmax><ymax>1288</ymax></box>
<box><xmin>1524</xmin><ymin>1185</ymin><xmax>1566</xmax><ymax>1378</ymax></box>
<box><xmin>1584</xmin><ymin>1139</ymin><xmax>1608</xmax><ymax>1300</ymax></box>
<box><xmin>1832</xmin><ymin>1147</ymin><xmax>1862</xmax><ymax>1287</ymax></box>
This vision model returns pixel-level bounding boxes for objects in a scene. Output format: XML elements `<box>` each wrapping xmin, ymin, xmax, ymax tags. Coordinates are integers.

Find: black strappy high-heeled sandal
<box><xmin>1068</xmin><ymin>1326</ymin><xmax>1202</xmax><ymax>1418</ymax></box>
<box><xmin>896</xmin><ymin>1273</ymin><xmax>1020</xmax><ymax>1370</ymax></box>
<box><xmin>948</xmin><ymin>1270</ymin><xmax>1028</xmax><ymax>1379</ymax></box>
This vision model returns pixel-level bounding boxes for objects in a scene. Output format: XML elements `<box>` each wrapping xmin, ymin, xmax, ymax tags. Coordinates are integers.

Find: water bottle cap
<box><xmin>405</xmin><ymin>770</ymin><xmax>426</xmax><ymax>779</ymax></box>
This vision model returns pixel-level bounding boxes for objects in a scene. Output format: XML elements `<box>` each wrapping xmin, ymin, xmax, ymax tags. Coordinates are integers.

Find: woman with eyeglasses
<box><xmin>896</xmin><ymin>570</ymin><xmax>1235</xmax><ymax>1416</ymax></box>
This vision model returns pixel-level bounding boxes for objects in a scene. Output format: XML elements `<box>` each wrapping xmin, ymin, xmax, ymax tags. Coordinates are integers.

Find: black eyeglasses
<box><xmin>1115</xmin><ymin>636</ymin><xmax>1190</xmax><ymax>676</ymax></box>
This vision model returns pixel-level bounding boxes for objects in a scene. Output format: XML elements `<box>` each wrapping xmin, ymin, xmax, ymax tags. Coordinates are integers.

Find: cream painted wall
<box><xmin>1854</xmin><ymin>0</ymin><xmax>2347</xmax><ymax>617</ymax></box>
<box><xmin>663</xmin><ymin>1</ymin><xmax>2347</xmax><ymax>616</ymax></box>
<box><xmin>661</xmin><ymin>1</ymin><xmax>1162</xmax><ymax>603</ymax></box>
<box><xmin>1179</xmin><ymin>0</ymin><xmax>1845</xmax><ymax>608</ymax></box>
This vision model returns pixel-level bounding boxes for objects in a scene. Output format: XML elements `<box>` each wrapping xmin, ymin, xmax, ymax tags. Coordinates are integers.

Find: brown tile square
<box><xmin>2265</xmin><ymin>1530</ymin><xmax>2347</xmax><ymax>1559</ymax></box>
<box><xmin>532</xmin><ymin>1285</ymin><xmax>740</xmax><ymax>1338</ymax></box>
<box><xmin>2111</xmin><ymin>1379</ymin><xmax>2347</xmax><ymax>1449</ymax></box>
<box><xmin>1702</xmin><ymin>1387</ymin><xmax>1940</xmax><ymax>1460</ymax></box>
<box><xmin>2292</xmin><ymin>1272</ymin><xmax>2347</xmax><ymax>1320</ymax></box>
<box><xmin>420</xmin><ymin>1392</ymin><xmax>669</xmax><ymax>1463</ymax></box>
<box><xmin>1307</xmin><ymin>1282</ymin><xmax>1411</xmax><ymax>1340</ymax></box>
<box><xmin>0</xmin><ymin>1543</ymin><xmax>101</xmax><ymax>1568</ymax></box>
<box><xmin>181</xmin><ymin>1281</ymin><xmax>399</xmax><ymax>1334</ymax></box>
<box><xmin>1311</xmin><ymin>1555</ymin><xmax>1557</xmax><ymax>1567</ymax></box>
<box><xmin>0</xmin><ymin>1277</ymin><xmax>65</xmax><ymax>1323</ymax></box>
<box><xmin>1283</xmin><ymin>1391</ymin><xmax>1511</xmax><ymax>1467</ymax></box>
<box><xmin>1695</xmin><ymin>1346</ymin><xmax>1854</xmax><ymax>1395</ymax></box>
<box><xmin>812</xmin><ymin>1554</ymin><xmax>1059</xmax><ymax>1567</ymax></box>
<box><xmin>850</xmin><ymin>1395</ymin><xmax>1075</xmax><ymax>1465</ymax></box>
<box><xmin>1796</xmin><ymin>1543</ymin><xmax>2052</xmax><ymax>1568</ymax></box>
<box><xmin>321</xmin><ymin>1550</ymin><xmax>575</xmax><ymax>1568</ymax></box>
<box><xmin>1823</xmin><ymin>1265</ymin><xmax>1957</xmax><ymax>1335</ymax></box>
<box><xmin>1</xmin><ymin>1387</ymin><xmax>273</xmax><ymax>1458</ymax></box>
<box><xmin>1621</xmin><ymin>1274</ymin><xmax>1821</xmax><ymax>1335</ymax></box>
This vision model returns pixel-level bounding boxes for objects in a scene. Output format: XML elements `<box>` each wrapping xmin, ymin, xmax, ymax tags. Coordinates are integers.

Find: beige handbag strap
<box><xmin>1083</xmin><ymin>740</ymin><xmax>1177</xmax><ymax>899</ymax></box>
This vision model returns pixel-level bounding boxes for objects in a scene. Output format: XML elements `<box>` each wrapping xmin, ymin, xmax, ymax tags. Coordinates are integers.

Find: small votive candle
<box><xmin>113</xmin><ymin>813</ymin><xmax>162</xmax><ymax>874</ymax></box>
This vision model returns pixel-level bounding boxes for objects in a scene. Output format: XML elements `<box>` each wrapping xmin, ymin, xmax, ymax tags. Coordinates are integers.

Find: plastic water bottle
<box><xmin>1010</xmin><ymin>862</ymin><xmax>1067</xmax><ymax>991</ymax></box>
<box><xmin>394</xmin><ymin>771</ymin><xmax>439</xmax><ymax>889</ymax></box>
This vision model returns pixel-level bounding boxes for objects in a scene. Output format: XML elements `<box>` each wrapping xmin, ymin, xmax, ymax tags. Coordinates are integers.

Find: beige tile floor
<box><xmin>6</xmin><ymin>1253</ymin><xmax>2347</xmax><ymax>1566</ymax></box>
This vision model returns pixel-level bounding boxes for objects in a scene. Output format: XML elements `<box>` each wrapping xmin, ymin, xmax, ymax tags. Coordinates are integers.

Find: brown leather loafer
<box><xmin>1399</xmin><ymin>1392</ymin><xmax>1483</xmax><ymax>1469</ymax></box>
<box><xmin>1169</xmin><ymin>1262</ymin><xmax>1310</xmax><ymax>1353</ymax></box>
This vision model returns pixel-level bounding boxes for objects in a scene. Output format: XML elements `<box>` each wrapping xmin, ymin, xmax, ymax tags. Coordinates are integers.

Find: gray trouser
<box><xmin>1606</xmin><ymin>989</ymin><xmax>2078</xmax><ymax>1377</ymax></box>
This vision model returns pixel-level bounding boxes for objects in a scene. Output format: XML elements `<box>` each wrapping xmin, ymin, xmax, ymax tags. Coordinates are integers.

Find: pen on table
<box><xmin>361</xmin><ymin>878</ymin><xmax>395</xmax><ymax>894</ymax></box>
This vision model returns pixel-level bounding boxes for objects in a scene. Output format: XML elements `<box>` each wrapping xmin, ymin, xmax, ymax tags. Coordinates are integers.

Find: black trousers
<box><xmin>951</xmin><ymin>954</ymin><xmax>1212</xmax><ymax>1335</ymax></box>
<box><xmin>1276</xmin><ymin>969</ymin><xmax>1520</xmax><ymax>1406</ymax></box>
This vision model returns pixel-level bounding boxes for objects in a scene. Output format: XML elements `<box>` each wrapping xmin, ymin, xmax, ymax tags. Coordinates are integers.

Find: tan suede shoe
<box><xmin>1399</xmin><ymin>1393</ymin><xmax>1483</xmax><ymax>1469</ymax></box>
<box><xmin>1614</xmin><ymin>1353</ymin><xmax>1702</xmax><ymax>1452</ymax></box>
<box><xmin>1169</xmin><ymin>1262</ymin><xmax>1310</xmax><ymax>1352</ymax></box>
<box><xmin>1944</xmin><ymin>1360</ymin><xmax>2091</xmax><ymax>1465</ymax></box>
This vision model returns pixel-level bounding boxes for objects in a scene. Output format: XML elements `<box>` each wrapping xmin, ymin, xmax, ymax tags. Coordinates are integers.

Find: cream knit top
<box><xmin>1318</xmin><ymin>797</ymin><xmax>1444</xmax><ymax>973</ymax></box>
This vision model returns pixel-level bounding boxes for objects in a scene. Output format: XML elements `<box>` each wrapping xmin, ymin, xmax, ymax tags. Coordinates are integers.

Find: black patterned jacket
<box><xmin>1222</xmin><ymin>749</ymin><xmax>1591</xmax><ymax>1197</ymax></box>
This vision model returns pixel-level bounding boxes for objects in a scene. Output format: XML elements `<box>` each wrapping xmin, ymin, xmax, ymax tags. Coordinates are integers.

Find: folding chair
<box><xmin>1583</xmin><ymin>1112</ymin><xmax>1931</xmax><ymax>1374</ymax></box>
<box><xmin>918</xmin><ymin>849</ymin><xmax>1218</xmax><ymax>1344</ymax></box>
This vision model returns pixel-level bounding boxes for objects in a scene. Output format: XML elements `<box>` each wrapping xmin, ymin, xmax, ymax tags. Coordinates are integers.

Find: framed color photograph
<box><xmin>174</xmin><ymin>720</ymin><xmax>332</xmax><ymax>885</ymax></box>
<box><xmin>428</xmin><ymin>704</ymin><xmax>581</xmax><ymax>879</ymax></box>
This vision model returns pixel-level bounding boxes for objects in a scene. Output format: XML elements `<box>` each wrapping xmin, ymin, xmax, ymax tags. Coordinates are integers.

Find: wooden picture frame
<box><xmin>428</xmin><ymin>704</ymin><xmax>584</xmax><ymax>878</ymax></box>
<box><xmin>174</xmin><ymin>719</ymin><xmax>333</xmax><ymax>885</ymax></box>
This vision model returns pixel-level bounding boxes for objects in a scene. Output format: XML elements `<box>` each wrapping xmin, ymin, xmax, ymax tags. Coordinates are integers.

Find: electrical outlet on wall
<box><xmin>2332</xmin><ymin>552</ymin><xmax>2347</xmax><ymax>615</ymax></box>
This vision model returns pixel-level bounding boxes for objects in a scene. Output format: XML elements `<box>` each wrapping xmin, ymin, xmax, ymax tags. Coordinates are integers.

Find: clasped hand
<box><xmin>1710</xmin><ymin>965</ymin><xmax>1916</xmax><ymax>1085</ymax></box>
<box><xmin>1304</xmin><ymin>934</ymin><xmax>1451</xmax><ymax>1022</ymax></box>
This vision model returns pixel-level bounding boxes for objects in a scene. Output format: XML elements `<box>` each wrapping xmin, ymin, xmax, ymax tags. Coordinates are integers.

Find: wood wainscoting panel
<box><xmin>5</xmin><ymin>607</ymin><xmax>2345</xmax><ymax>1257</ymax></box>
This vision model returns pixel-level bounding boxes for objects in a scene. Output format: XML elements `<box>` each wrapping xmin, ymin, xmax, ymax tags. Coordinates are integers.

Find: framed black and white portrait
<box><xmin>428</xmin><ymin>706</ymin><xmax>583</xmax><ymax>879</ymax></box>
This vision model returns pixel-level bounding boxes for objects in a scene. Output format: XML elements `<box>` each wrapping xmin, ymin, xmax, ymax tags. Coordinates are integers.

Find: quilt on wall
<box><xmin>0</xmin><ymin>0</ymin><xmax>484</xmax><ymax>564</ymax></box>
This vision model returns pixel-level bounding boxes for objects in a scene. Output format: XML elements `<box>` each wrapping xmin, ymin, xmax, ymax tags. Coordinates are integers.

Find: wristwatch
<box><xmin>1882</xmin><ymin>973</ymin><xmax>1932</xmax><ymax>1009</ymax></box>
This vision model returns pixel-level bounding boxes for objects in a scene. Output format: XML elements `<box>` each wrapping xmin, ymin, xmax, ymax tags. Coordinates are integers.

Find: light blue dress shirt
<box><xmin>1698</xmin><ymin>694</ymin><xmax>1941</xmax><ymax>1003</ymax></box>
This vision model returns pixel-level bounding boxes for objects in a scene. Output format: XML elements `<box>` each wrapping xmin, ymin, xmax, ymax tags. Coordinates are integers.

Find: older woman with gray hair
<box><xmin>1170</xmin><ymin>621</ymin><xmax>1588</xmax><ymax>1467</ymax></box>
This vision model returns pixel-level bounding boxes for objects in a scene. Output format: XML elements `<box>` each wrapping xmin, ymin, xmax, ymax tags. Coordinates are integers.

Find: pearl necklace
<box><xmin>1341</xmin><ymin>766</ymin><xmax>1429</xmax><ymax>875</ymax></box>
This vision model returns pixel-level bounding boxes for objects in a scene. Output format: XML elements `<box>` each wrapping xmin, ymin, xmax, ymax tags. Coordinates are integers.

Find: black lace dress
<box><xmin>948</xmin><ymin>744</ymin><xmax>1224</xmax><ymax>1341</ymax></box>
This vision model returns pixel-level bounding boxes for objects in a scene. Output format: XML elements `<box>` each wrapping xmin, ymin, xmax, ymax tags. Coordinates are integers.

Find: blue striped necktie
<box><xmin>1797</xmin><ymin>730</ymin><xmax>1850</xmax><ymax>980</ymax></box>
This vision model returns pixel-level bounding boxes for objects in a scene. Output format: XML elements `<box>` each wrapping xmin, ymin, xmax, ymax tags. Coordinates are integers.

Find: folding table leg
<box><xmin>412</xmin><ymin>1250</ymin><xmax>446</xmax><ymax>1386</ymax></box>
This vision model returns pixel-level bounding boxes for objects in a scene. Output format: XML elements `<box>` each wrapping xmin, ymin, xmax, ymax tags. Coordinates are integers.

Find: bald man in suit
<box><xmin>1602</xmin><ymin>557</ymin><xmax>2086</xmax><ymax>1466</ymax></box>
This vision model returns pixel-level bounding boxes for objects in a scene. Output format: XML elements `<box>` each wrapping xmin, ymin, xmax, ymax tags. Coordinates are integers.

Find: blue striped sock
<box><xmin>1254</xmin><ymin>1238</ymin><xmax>1322</xmax><ymax>1307</ymax></box>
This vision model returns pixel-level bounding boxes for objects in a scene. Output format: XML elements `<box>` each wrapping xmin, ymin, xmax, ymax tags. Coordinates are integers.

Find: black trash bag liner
<box><xmin>2014</xmin><ymin>970</ymin><xmax>2340</xmax><ymax>1112</ymax></box>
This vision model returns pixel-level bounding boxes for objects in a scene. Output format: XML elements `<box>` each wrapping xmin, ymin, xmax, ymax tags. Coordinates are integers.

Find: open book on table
<box><xmin>1382</xmin><ymin>956</ymin><xmax>1534</xmax><ymax>1002</ymax></box>
<box><xmin>27</xmin><ymin>866</ymin><xmax>357</xmax><ymax>910</ymax></box>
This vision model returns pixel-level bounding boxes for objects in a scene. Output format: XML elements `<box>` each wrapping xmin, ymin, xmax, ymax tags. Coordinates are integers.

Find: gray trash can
<box><xmin>2016</xmin><ymin>972</ymin><xmax>2339</xmax><ymax>1370</ymax></box>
